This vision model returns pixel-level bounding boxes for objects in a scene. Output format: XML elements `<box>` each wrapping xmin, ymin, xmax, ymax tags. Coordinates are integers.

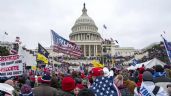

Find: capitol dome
<box><xmin>69</xmin><ymin>3</ymin><xmax>102</xmax><ymax>57</ymax></box>
<box><xmin>70</xmin><ymin>3</ymin><xmax>101</xmax><ymax>41</ymax></box>
<box><xmin>75</xmin><ymin>15</ymin><xmax>95</xmax><ymax>26</ymax></box>
<box><xmin>73</xmin><ymin>3</ymin><xmax>97</xmax><ymax>29</ymax></box>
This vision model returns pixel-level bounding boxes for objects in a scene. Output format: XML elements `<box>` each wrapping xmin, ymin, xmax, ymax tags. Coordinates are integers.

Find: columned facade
<box><xmin>69</xmin><ymin>3</ymin><xmax>102</xmax><ymax>57</ymax></box>
<box><xmin>79</xmin><ymin>45</ymin><xmax>101</xmax><ymax>57</ymax></box>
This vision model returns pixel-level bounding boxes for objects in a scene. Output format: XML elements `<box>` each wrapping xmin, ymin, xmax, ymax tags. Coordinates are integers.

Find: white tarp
<box><xmin>127</xmin><ymin>58</ymin><xmax>166</xmax><ymax>70</ymax></box>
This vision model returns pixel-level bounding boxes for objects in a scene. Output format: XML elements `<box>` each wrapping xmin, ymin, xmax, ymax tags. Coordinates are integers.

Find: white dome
<box><xmin>72</xmin><ymin>3</ymin><xmax>97</xmax><ymax>28</ymax></box>
<box><xmin>75</xmin><ymin>15</ymin><xmax>95</xmax><ymax>25</ymax></box>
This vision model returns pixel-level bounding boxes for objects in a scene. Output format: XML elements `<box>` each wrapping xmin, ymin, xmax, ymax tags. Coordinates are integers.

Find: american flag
<box><xmin>90</xmin><ymin>76</ymin><xmax>120</xmax><ymax>96</ymax></box>
<box><xmin>51</xmin><ymin>30</ymin><xmax>82</xmax><ymax>57</ymax></box>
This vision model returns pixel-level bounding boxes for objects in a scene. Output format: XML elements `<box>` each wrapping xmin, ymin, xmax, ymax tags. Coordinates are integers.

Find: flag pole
<box><xmin>161</xmin><ymin>35</ymin><xmax>171</xmax><ymax>64</ymax></box>
<box><xmin>50</xmin><ymin>30</ymin><xmax>55</xmax><ymax>72</ymax></box>
<box><xmin>50</xmin><ymin>32</ymin><xmax>54</xmax><ymax>73</ymax></box>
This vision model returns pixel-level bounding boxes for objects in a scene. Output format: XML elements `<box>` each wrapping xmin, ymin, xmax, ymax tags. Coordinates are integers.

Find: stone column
<box><xmin>77</xmin><ymin>34</ymin><xmax>80</xmax><ymax>40</ymax></box>
<box><xmin>80</xmin><ymin>34</ymin><xmax>81</xmax><ymax>40</ymax></box>
<box><xmin>76</xmin><ymin>34</ymin><xmax>78</xmax><ymax>40</ymax></box>
<box><xmin>90</xmin><ymin>34</ymin><xmax>91</xmax><ymax>40</ymax></box>
<box><xmin>96</xmin><ymin>45</ymin><xmax>98</xmax><ymax>56</ymax></box>
<box><xmin>82</xmin><ymin>34</ymin><xmax>83</xmax><ymax>40</ymax></box>
<box><xmin>84</xmin><ymin>45</ymin><xmax>86</xmax><ymax>57</ymax></box>
<box><xmin>89</xmin><ymin>45</ymin><xmax>91</xmax><ymax>57</ymax></box>
<box><xmin>94</xmin><ymin>45</ymin><xmax>95</xmax><ymax>56</ymax></box>
<box><xmin>83</xmin><ymin>34</ymin><xmax>85</xmax><ymax>40</ymax></box>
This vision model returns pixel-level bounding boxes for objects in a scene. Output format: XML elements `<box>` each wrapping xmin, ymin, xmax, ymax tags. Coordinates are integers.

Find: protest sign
<box><xmin>0</xmin><ymin>55</ymin><xmax>23</xmax><ymax>77</ymax></box>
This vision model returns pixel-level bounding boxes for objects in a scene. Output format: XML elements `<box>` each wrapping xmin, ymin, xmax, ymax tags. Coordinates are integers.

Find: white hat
<box><xmin>109</xmin><ymin>70</ymin><xmax>114</xmax><ymax>76</ymax></box>
<box><xmin>0</xmin><ymin>83</ymin><xmax>14</xmax><ymax>95</ymax></box>
<box><xmin>103</xmin><ymin>67</ymin><xmax>110</xmax><ymax>77</ymax></box>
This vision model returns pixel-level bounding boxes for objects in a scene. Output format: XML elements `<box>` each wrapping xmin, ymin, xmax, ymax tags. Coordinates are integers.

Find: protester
<box><xmin>32</xmin><ymin>74</ymin><xmax>57</xmax><ymax>96</ymax></box>
<box><xmin>74</xmin><ymin>84</ymin><xmax>85</xmax><ymax>96</ymax></box>
<box><xmin>164</xmin><ymin>65</ymin><xmax>171</xmax><ymax>78</ymax></box>
<box><xmin>121</xmin><ymin>69</ymin><xmax>136</xmax><ymax>96</ymax></box>
<box><xmin>77</xmin><ymin>88</ymin><xmax>95</xmax><ymax>96</ymax></box>
<box><xmin>50</xmin><ymin>75</ymin><xmax>59</xmax><ymax>89</ymax></box>
<box><xmin>114</xmin><ymin>74</ymin><xmax>123</xmax><ymax>88</ymax></box>
<box><xmin>5</xmin><ymin>79</ymin><xmax>19</xmax><ymax>96</ymax></box>
<box><xmin>56</xmin><ymin>76</ymin><xmax>75</xmax><ymax>96</ymax></box>
<box><xmin>136</xmin><ymin>66</ymin><xmax>144</xmax><ymax>87</ymax></box>
<box><xmin>134</xmin><ymin>71</ymin><xmax>168</xmax><ymax>96</ymax></box>
<box><xmin>167</xmin><ymin>84</ymin><xmax>171</xmax><ymax>96</ymax></box>
<box><xmin>0</xmin><ymin>83</ymin><xmax>15</xmax><ymax>96</ymax></box>
<box><xmin>19</xmin><ymin>84</ymin><xmax>33</xmax><ymax>96</ymax></box>
<box><xmin>90</xmin><ymin>75</ymin><xmax>120</xmax><ymax>96</ymax></box>
<box><xmin>153</xmin><ymin>65</ymin><xmax>171</xmax><ymax>93</ymax></box>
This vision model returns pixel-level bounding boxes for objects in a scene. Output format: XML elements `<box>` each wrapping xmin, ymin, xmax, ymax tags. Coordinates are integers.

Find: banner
<box><xmin>51</xmin><ymin>30</ymin><xmax>82</xmax><ymax>57</ymax></box>
<box><xmin>0</xmin><ymin>55</ymin><xmax>23</xmax><ymax>77</ymax></box>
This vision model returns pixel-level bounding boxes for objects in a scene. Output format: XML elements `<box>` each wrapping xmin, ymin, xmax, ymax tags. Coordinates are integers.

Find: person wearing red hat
<box><xmin>56</xmin><ymin>76</ymin><xmax>75</xmax><ymax>96</ymax></box>
<box><xmin>90</xmin><ymin>67</ymin><xmax>103</xmax><ymax>80</ymax></box>
<box><xmin>87</xmin><ymin>67</ymin><xmax>103</xmax><ymax>88</ymax></box>
<box><xmin>90</xmin><ymin>67</ymin><xmax>103</xmax><ymax>77</ymax></box>
<box><xmin>74</xmin><ymin>84</ymin><xmax>85</xmax><ymax>96</ymax></box>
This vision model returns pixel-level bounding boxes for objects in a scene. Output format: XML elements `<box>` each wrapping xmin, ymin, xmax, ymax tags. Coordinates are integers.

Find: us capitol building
<box><xmin>30</xmin><ymin>3</ymin><xmax>135</xmax><ymax>65</ymax></box>
<box><xmin>69</xmin><ymin>3</ymin><xmax>135</xmax><ymax>58</ymax></box>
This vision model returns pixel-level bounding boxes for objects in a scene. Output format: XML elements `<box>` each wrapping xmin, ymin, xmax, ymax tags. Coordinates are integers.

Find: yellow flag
<box><xmin>91</xmin><ymin>60</ymin><xmax>104</xmax><ymax>68</ymax></box>
<box><xmin>37</xmin><ymin>53</ymin><xmax>48</xmax><ymax>64</ymax></box>
<box><xmin>31</xmin><ymin>66</ymin><xmax>37</xmax><ymax>70</ymax></box>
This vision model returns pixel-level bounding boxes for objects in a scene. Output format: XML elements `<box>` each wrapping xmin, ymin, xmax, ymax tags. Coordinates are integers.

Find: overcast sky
<box><xmin>0</xmin><ymin>0</ymin><xmax>171</xmax><ymax>49</ymax></box>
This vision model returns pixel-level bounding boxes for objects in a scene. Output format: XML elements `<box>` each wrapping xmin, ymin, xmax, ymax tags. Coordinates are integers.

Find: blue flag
<box><xmin>163</xmin><ymin>37</ymin><xmax>171</xmax><ymax>62</ymax></box>
<box><xmin>132</xmin><ymin>59</ymin><xmax>138</xmax><ymax>66</ymax></box>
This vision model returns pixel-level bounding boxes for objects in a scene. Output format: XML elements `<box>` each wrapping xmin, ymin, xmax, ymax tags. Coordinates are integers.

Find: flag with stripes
<box><xmin>51</xmin><ymin>30</ymin><xmax>82</xmax><ymax>57</ymax></box>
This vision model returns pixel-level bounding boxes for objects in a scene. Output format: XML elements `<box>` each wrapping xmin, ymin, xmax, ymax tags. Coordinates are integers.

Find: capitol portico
<box><xmin>69</xmin><ymin>3</ymin><xmax>102</xmax><ymax>57</ymax></box>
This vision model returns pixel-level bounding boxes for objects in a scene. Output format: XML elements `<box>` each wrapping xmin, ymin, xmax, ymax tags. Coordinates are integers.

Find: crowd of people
<box><xmin>1</xmin><ymin>64</ymin><xmax>171</xmax><ymax>96</ymax></box>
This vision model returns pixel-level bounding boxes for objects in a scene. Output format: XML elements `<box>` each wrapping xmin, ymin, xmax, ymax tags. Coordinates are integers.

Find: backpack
<box><xmin>137</xmin><ymin>86</ymin><xmax>160</xmax><ymax>95</ymax></box>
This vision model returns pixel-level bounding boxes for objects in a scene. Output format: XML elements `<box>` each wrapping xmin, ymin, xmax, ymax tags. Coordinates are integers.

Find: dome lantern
<box><xmin>82</xmin><ymin>3</ymin><xmax>87</xmax><ymax>16</ymax></box>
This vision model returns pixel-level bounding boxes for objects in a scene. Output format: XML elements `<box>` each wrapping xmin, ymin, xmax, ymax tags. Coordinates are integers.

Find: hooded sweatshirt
<box><xmin>134</xmin><ymin>81</ymin><xmax>168</xmax><ymax>96</ymax></box>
